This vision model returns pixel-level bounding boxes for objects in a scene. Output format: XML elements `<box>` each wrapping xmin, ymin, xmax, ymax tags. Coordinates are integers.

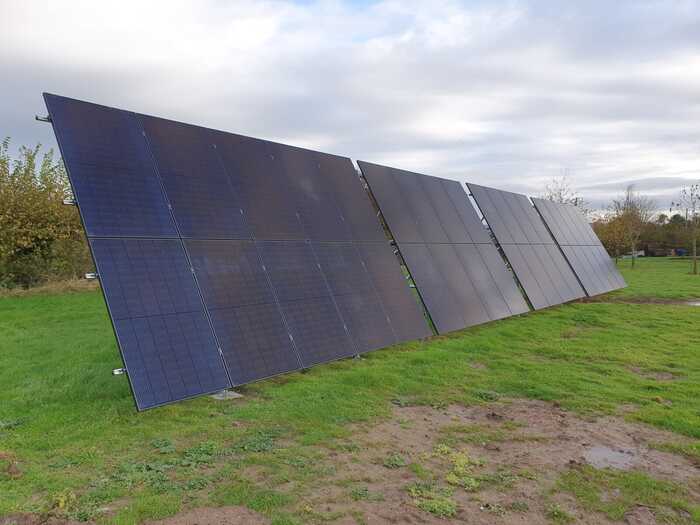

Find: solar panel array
<box><xmin>45</xmin><ymin>93</ymin><xmax>622</xmax><ymax>411</ymax></box>
<box><xmin>531</xmin><ymin>198</ymin><xmax>625</xmax><ymax>296</ymax></box>
<box><xmin>468</xmin><ymin>184</ymin><xmax>586</xmax><ymax>310</ymax></box>
<box><xmin>359</xmin><ymin>162</ymin><xmax>529</xmax><ymax>334</ymax></box>
<box><xmin>45</xmin><ymin>93</ymin><xmax>429</xmax><ymax>410</ymax></box>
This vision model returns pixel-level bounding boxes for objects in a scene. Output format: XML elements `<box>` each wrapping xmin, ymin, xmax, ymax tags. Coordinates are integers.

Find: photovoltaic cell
<box><xmin>142</xmin><ymin>117</ymin><xmax>251</xmax><ymax>239</ymax></box>
<box><xmin>90</xmin><ymin>238</ymin><xmax>230</xmax><ymax>410</ymax></box>
<box><xmin>468</xmin><ymin>184</ymin><xmax>586</xmax><ymax>310</ymax></box>
<box><xmin>44</xmin><ymin>94</ymin><xmax>177</xmax><ymax>238</ymax></box>
<box><xmin>531</xmin><ymin>198</ymin><xmax>625</xmax><ymax>296</ymax></box>
<box><xmin>360</xmin><ymin>161</ymin><xmax>528</xmax><ymax>334</ymax></box>
<box><xmin>45</xmin><ymin>93</ymin><xmax>429</xmax><ymax>409</ymax></box>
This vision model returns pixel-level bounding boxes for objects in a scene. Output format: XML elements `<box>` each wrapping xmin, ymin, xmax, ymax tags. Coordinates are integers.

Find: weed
<box><xmin>181</xmin><ymin>442</ymin><xmax>217</xmax><ymax>466</ymax></box>
<box><xmin>546</xmin><ymin>504</ymin><xmax>574</xmax><ymax>523</ymax></box>
<box><xmin>480</xmin><ymin>502</ymin><xmax>506</xmax><ymax>515</ymax></box>
<box><xmin>508</xmin><ymin>500</ymin><xmax>529</xmax><ymax>512</ymax></box>
<box><xmin>474</xmin><ymin>390</ymin><xmax>500</xmax><ymax>402</ymax></box>
<box><xmin>235</xmin><ymin>429</ymin><xmax>280</xmax><ymax>453</ymax></box>
<box><xmin>151</xmin><ymin>438</ymin><xmax>176</xmax><ymax>454</ymax></box>
<box><xmin>408</xmin><ymin>462</ymin><xmax>432</xmax><ymax>480</ymax></box>
<box><xmin>406</xmin><ymin>481</ymin><xmax>457</xmax><ymax>518</ymax></box>
<box><xmin>351</xmin><ymin>486</ymin><xmax>369</xmax><ymax>501</ymax></box>
<box><xmin>383</xmin><ymin>452</ymin><xmax>407</xmax><ymax>469</ymax></box>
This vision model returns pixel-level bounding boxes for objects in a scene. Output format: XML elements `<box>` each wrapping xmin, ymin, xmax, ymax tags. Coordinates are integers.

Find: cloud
<box><xmin>1</xmin><ymin>0</ymin><xmax>699</xmax><ymax>210</ymax></box>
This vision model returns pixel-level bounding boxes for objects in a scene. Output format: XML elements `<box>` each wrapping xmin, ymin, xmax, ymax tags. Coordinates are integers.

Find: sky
<box><xmin>2</xmin><ymin>0</ymin><xmax>699</xmax><ymax>210</ymax></box>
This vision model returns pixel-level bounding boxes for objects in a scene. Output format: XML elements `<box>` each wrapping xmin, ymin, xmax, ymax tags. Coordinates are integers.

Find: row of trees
<box><xmin>544</xmin><ymin>177</ymin><xmax>699</xmax><ymax>274</ymax></box>
<box><xmin>0</xmin><ymin>138</ymin><xmax>91</xmax><ymax>288</ymax></box>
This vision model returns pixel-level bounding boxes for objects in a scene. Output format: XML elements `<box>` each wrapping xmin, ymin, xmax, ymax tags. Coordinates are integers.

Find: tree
<box><xmin>672</xmin><ymin>183</ymin><xmax>700</xmax><ymax>275</ymax></box>
<box><xmin>610</xmin><ymin>186</ymin><xmax>655</xmax><ymax>269</ymax></box>
<box><xmin>541</xmin><ymin>174</ymin><xmax>591</xmax><ymax>216</ymax></box>
<box><xmin>592</xmin><ymin>215</ymin><xmax>626</xmax><ymax>263</ymax></box>
<box><xmin>0</xmin><ymin>138</ymin><xmax>91</xmax><ymax>288</ymax></box>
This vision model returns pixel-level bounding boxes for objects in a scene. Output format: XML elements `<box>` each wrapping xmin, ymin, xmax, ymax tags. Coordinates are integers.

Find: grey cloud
<box><xmin>1</xmin><ymin>0</ymin><xmax>699</xmax><ymax>210</ymax></box>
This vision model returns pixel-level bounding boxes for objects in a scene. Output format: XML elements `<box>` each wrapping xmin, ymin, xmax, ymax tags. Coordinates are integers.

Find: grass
<box><xmin>1</xmin><ymin>257</ymin><xmax>699</xmax><ymax>522</ymax></box>
<box><xmin>556</xmin><ymin>465</ymin><xmax>700</xmax><ymax>522</ymax></box>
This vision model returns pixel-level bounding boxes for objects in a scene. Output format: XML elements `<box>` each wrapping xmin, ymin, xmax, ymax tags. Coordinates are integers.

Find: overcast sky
<box><xmin>2</xmin><ymin>0</ymin><xmax>699</xmax><ymax>210</ymax></box>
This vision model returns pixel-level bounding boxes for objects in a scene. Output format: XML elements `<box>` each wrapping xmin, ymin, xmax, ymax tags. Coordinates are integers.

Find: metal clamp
<box><xmin>35</xmin><ymin>115</ymin><xmax>52</xmax><ymax>123</ymax></box>
<box><xmin>112</xmin><ymin>368</ymin><xmax>126</xmax><ymax>376</ymax></box>
<box><xmin>84</xmin><ymin>272</ymin><xmax>99</xmax><ymax>280</ymax></box>
<box><xmin>63</xmin><ymin>197</ymin><xmax>76</xmax><ymax>206</ymax></box>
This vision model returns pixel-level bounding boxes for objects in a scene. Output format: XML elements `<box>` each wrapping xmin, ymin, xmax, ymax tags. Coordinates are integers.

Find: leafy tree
<box><xmin>610</xmin><ymin>186</ymin><xmax>655</xmax><ymax>269</ymax></box>
<box><xmin>672</xmin><ymin>183</ymin><xmax>700</xmax><ymax>275</ymax></box>
<box><xmin>592</xmin><ymin>215</ymin><xmax>626</xmax><ymax>263</ymax></box>
<box><xmin>0</xmin><ymin>138</ymin><xmax>91</xmax><ymax>288</ymax></box>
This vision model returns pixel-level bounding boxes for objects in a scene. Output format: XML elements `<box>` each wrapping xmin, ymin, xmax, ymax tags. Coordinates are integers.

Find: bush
<box><xmin>0</xmin><ymin>137</ymin><xmax>92</xmax><ymax>289</ymax></box>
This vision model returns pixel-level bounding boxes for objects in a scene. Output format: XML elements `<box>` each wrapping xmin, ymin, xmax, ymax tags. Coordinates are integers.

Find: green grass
<box><xmin>1</xmin><ymin>258</ymin><xmax>699</xmax><ymax>522</ymax></box>
<box><xmin>609</xmin><ymin>257</ymin><xmax>700</xmax><ymax>301</ymax></box>
<box><xmin>556</xmin><ymin>465</ymin><xmax>700</xmax><ymax>522</ymax></box>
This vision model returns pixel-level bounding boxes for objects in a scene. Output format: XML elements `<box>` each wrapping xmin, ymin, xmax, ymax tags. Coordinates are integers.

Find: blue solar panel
<box><xmin>90</xmin><ymin>238</ymin><xmax>230</xmax><ymax>409</ymax></box>
<box><xmin>44</xmin><ymin>94</ymin><xmax>177</xmax><ymax>238</ymax></box>
<box><xmin>45</xmin><ymin>93</ymin><xmax>430</xmax><ymax>409</ymax></box>
<box><xmin>143</xmin><ymin>117</ymin><xmax>251</xmax><ymax>239</ymax></box>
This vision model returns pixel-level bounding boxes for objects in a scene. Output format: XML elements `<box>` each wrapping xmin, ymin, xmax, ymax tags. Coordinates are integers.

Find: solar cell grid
<box><xmin>142</xmin><ymin>117</ymin><xmax>251</xmax><ymax>240</ymax></box>
<box><xmin>360</xmin><ymin>161</ymin><xmax>529</xmax><ymax>334</ymax></box>
<box><xmin>45</xmin><ymin>94</ymin><xmax>177</xmax><ymax>239</ymax></box>
<box><xmin>46</xmin><ymin>93</ymin><xmax>430</xmax><ymax>410</ymax></box>
<box><xmin>469</xmin><ymin>184</ymin><xmax>586</xmax><ymax>310</ymax></box>
<box><xmin>90</xmin><ymin>238</ymin><xmax>231</xmax><ymax>410</ymax></box>
<box><xmin>531</xmin><ymin>197</ymin><xmax>625</xmax><ymax>296</ymax></box>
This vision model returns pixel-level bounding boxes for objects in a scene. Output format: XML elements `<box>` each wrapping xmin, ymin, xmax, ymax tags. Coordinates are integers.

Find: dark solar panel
<box><xmin>532</xmin><ymin>198</ymin><xmax>625</xmax><ymax>296</ymax></box>
<box><xmin>46</xmin><ymin>93</ymin><xmax>429</xmax><ymax>408</ymax></box>
<box><xmin>360</xmin><ymin>161</ymin><xmax>529</xmax><ymax>333</ymax></box>
<box><xmin>142</xmin><ymin>117</ymin><xmax>251</xmax><ymax>239</ymax></box>
<box><xmin>185</xmin><ymin>240</ymin><xmax>301</xmax><ymax>383</ymax></box>
<box><xmin>355</xmin><ymin>242</ymin><xmax>433</xmax><ymax>342</ymax></box>
<box><xmin>468</xmin><ymin>184</ymin><xmax>586</xmax><ymax>309</ymax></box>
<box><xmin>44</xmin><ymin>94</ymin><xmax>177</xmax><ymax>238</ymax></box>
<box><xmin>90</xmin><ymin>238</ymin><xmax>230</xmax><ymax>410</ymax></box>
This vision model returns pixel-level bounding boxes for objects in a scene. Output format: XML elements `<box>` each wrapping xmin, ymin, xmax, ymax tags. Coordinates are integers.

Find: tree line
<box><xmin>0</xmin><ymin>139</ymin><xmax>698</xmax><ymax>290</ymax></box>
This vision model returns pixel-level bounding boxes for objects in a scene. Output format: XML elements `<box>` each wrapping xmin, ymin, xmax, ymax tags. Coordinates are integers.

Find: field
<box><xmin>1</xmin><ymin>257</ymin><xmax>699</xmax><ymax>524</ymax></box>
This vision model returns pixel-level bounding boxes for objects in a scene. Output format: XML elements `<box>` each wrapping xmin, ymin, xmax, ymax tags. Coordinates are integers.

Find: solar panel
<box><xmin>531</xmin><ymin>198</ymin><xmax>626</xmax><ymax>296</ymax></box>
<box><xmin>45</xmin><ymin>93</ymin><xmax>429</xmax><ymax>409</ymax></box>
<box><xmin>359</xmin><ymin>161</ymin><xmax>529</xmax><ymax>334</ymax></box>
<box><xmin>468</xmin><ymin>184</ymin><xmax>586</xmax><ymax>310</ymax></box>
<box><xmin>90</xmin><ymin>238</ymin><xmax>230</xmax><ymax>410</ymax></box>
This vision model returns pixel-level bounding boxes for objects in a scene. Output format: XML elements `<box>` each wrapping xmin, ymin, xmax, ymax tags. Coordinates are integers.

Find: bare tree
<box><xmin>672</xmin><ymin>183</ymin><xmax>699</xmax><ymax>275</ymax></box>
<box><xmin>542</xmin><ymin>173</ymin><xmax>591</xmax><ymax>217</ymax></box>
<box><xmin>610</xmin><ymin>186</ymin><xmax>656</xmax><ymax>269</ymax></box>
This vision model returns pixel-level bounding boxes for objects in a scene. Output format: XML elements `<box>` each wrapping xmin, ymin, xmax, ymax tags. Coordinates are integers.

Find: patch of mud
<box><xmin>583</xmin><ymin>446</ymin><xmax>636</xmax><ymax>470</ymax></box>
<box><xmin>625</xmin><ymin>505</ymin><xmax>657</xmax><ymax>525</ymax></box>
<box><xmin>297</xmin><ymin>399</ymin><xmax>699</xmax><ymax>524</ymax></box>
<box><xmin>145</xmin><ymin>507</ymin><xmax>269</xmax><ymax>525</ymax></box>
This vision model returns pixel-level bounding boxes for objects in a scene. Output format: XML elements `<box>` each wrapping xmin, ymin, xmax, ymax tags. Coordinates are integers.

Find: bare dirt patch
<box><xmin>0</xmin><ymin>451</ymin><xmax>21</xmax><ymax>479</ymax></box>
<box><xmin>627</xmin><ymin>366</ymin><xmax>679</xmax><ymax>381</ymax></box>
<box><xmin>294</xmin><ymin>399</ymin><xmax>699</xmax><ymax>524</ymax></box>
<box><xmin>145</xmin><ymin>507</ymin><xmax>269</xmax><ymax>525</ymax></box>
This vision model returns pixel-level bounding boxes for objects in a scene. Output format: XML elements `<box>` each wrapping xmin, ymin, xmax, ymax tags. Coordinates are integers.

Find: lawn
<box><xmin>1</xmin><ymin>257</ymin><xmax>699</xmax><ymax>523</ymax></box>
